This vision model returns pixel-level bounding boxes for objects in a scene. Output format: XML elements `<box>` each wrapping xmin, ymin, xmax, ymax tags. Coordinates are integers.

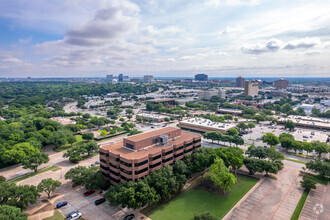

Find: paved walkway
<box><xmin>227</xmin><ymin>165</ymin><xmax>303</xmax><ymax>220</ymax></box>
<box><xmin>299</xmin><ymin>184</ymin><xmax>327</xmax><ymax>220</ymax></box>
<box><xmin>318</xmin><ymin>183</ymin><xmax>330</xmax><ymax>220</ymax></box>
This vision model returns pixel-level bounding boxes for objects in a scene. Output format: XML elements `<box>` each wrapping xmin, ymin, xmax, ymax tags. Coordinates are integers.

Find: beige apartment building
<box><xmin>99</xmin><ymin>127</ymin><xmax>201</xmax><ymax>184</ymax></box>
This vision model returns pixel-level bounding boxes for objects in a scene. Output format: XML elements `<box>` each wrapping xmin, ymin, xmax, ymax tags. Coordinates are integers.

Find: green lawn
<box><xmin>291</xmin><ymin>191</ymin><xmax>308</xmax><ymax>220</ymax></box>
<box><xmin>55</xmin><ymin>135</ymin><xmax>85</xmax><ymax>152</ymax></box>
<box><xmin>147</xmin><ymin>175</ymin><xmax>258</xmax><ymax>220</ymax></box>
<box><xmin>284</xmin><ymin>158</ymin><xmax>307</xmax><ymax>164</ymax></box>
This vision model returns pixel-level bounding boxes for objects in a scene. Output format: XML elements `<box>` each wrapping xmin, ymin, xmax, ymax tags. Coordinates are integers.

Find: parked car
<box><xmin>95</xmin><ymin>161</ymin><xmax>100</xmax><ymax>164</ymax></box>
<box><xmin>124</xmin><ymin>214</ymin><xmax>135</xmax><ymax>220</ymax></box>
<box><xmin>94</xmin><ymin>198</ymin><xmax>106</xmax><ymax>205</ymax></box>
<box><xmin>83</xmin><ymin>190</ymin><xmax>95</xmax><ymax>196</ymax></box>
<box><xmin>67</xmin><ymin>212</ymin><xmax>82</xmax><ymax>220</ymax></box>
<box><xmin>56</xmin><ymin>201</ymin><xmax>67</xmax><ymax>209</ymax></box>
<box><xmin>66</xmin><ymin>210</ymin><xmax>78</xmax><ymax>218</ymax></box>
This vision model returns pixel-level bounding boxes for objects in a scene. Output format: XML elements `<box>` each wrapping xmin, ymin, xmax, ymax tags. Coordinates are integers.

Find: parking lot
<box><xmin>227</xmin><ymin>160</ymin><xmax>304</xmax><ymax>220</ymax></box>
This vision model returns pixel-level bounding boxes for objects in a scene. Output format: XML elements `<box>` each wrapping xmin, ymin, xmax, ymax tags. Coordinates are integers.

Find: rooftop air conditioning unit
<box><xmin>159</xmin><ymin>135</ymin><xmax>169</xmax><ymax>145</ymax></box>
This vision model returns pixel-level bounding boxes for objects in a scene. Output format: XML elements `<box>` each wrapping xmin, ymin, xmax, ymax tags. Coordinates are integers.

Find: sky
<box><xmin>0</xmin><ymin>0</ymin><xmax>330</xmax><ymax>78</ymax></box>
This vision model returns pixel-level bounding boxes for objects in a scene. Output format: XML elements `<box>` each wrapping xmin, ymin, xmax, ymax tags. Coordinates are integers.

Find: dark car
<box><xmin>56</xmin><ymin>201</ymin><xmax>67</xmax><ymax>209</ymax></box>
<box><xmin>83</xmin><ymin>190</ymin><xmax>95</xmax><ymax>196</ymax></box>
<box><xmin>66</xmin><ymin>210</ymin><xmax>78</xmax><ymax>218</ymax></box>
<box><xmin>124</xmin><ymin>214</ymin><xmax>135</xmax><ymax>220</ymax></box>
<box><xmin>94</xmin><ymin>198</ymin><xmax>106</xmax><ymax>205</ymax></box>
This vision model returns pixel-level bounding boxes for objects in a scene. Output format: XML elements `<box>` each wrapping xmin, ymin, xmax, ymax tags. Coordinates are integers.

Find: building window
<box><xmin>100</xmin><ymin>152</ymin><xmax>109</xmax><ymax>157</ymax></box>
<box><xmin>110</xmin><ymin>169</ymin><xmax>120</xmax><ymax>176</ymax></box>
<box><xmin>100</xmin><ymin>159</ymin><xmax>107</xmax><ymax>163</ymax></box>
<box><xmin>126</xmin><ymin>143</ymin><xmax>134</xmax><ymax>149</ymax></box>
<box><xmin>185</xmin><ymin>142</ymin><xmax>193</xmax><ymax>147</ymax></box>
<box><xmin>174</xmin><ymin>146</ymin><xmax>184</xmax><ymax>151</ymax></box>
<box><xmin>150</xmin><ymin>161</ymin><xmax>161</xmax><ymax>168</ymax></box>
<box><xmin>100</xmin><ymin>165</ymin><xmax>109</xmax><ymax>170</ymax></box>
<box><xmin>120</xmin><ymin>168</ymin><xmax>132</xmax><ymax>175</ymax></box>
<box><xmin>110</xmin><ymin>176</ymin><xmax>120</xmax><ymax>183</ymax></box>
<box><xmin>162</xmin><ymin>157</ymin><xmax>173</xmax><ymax>163</ymax></box>
<box><xmin>174</xmin><ymin>152</ymin><xmax>184</xmax><ymax>158</ymax></box>
<box><xmin>152</xmin><ymin>138</ymin><xmax>158</xmax><ymax>144</ymax></box>
<box><xmin>135</xmin><ymin>167</ymin><xmax>148</xmax><ymax>175</ymax></box>
<box><xmin>193</xmin><ymin>139</ymin><xmax>201</xmax><ymax>143</ymax></box>
<box><xmin>120</xmin><ymin>161</ymin><xmax>132</xmax><ymax>167</ymax></box>
<box><xmin>151</xmin><ymin>154</ymin><xmax>161</xmax><ymax>161</ymax></box>
<box><xmin>163</xmin><ymin>150</ymin><xmax>173</xmax><ymax>156</ymax></box>
<box><xmin>184</xmin><ymin>148</ymin><xmax>193</xmax><ymax>153</ymax></box>
<box><xmin>135</xmin><ymin>160</ymin><xmax>148</xmax><ymax>167</ymax></box>
<box><xmin>120</xmin><ymin>175</ymin><xmax>131</xmax><ymax>182</ymax></box>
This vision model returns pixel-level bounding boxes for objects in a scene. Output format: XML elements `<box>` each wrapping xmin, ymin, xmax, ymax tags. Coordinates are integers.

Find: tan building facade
<box><xmin>244</xmin><ymin>80</ymin><xmax>259</xmax><ymax>96</ymax></box>
<box><xmin>99</xmin><ymin>127</ymin><xmax>201</xmax><ymax>184</ymax></box>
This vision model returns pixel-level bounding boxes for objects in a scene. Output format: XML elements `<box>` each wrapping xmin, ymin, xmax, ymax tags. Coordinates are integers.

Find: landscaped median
<box><xmin>142</xmin><ymin>174</ymin><xmax>258</xmax><ymax>220</ymax></box>
<box><xmin>8</xmin><ymin>166</ymin><xmax>60</xmax><ymax>184</ymax></box>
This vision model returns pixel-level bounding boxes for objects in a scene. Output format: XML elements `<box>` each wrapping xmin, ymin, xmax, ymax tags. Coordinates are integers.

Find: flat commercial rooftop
<box><xmin>137</xmin><ymin>113</ymin><xmax>166</xmax><ymax>119</ymax></box>
<box><xmin>180</xmin><ymin>118</ymin><xmax>236</xmax><ymax>132</ymax></box>
<box><xmin>100</xmin><ymin>128</ymin><xmax>200</xmax><ymax>159</ymax></box>
<box><xmin>279</xmin><ymin>116</ymin><xmax>330</xmax><ymax>130</ymax></box>
<box><xmin>292</xmin><ymin>130</ymin><xmax>328</xmax><ymax>143</ymax></box>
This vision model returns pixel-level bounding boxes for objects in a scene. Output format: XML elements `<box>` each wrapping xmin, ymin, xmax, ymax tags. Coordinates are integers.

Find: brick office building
<box><xmin>99</xmin><ymin>127</ymin><xmax>201</xmax><ymax>184</ymax></box>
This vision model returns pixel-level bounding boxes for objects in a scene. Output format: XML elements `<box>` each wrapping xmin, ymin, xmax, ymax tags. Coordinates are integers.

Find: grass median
<box><xmin>8</xmin><ymin>166</ymin><xmax>60</xmax><ymax>184</ymax></box>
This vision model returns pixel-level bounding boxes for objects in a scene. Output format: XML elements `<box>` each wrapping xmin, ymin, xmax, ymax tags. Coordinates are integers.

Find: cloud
<box><xmin>241</xmin><ymin>38</ymin><xmax>282</xmax><ymax>54</ymax></box>
<box><xmin>206</xmin><ymin>0</ymin><xmax>260</xmax><ymax>7</ymax></box>
<box><xmin>283</xmin><ymin>37</ymin><xmax>320</xmax><ymax>50</ymax></box>
<box><xmin>180</xmin><ymin>50</ymin><xmax>229</xmax><ymax>60</ymax></box>
<box><xmin>219</xmin><ymin>26</ymin><xmax>244</xmax><ymax>35</ymax></box>
<box><xmin>63</xmin><ymin>2</ymin><xmax>139</xmax><ymax>46</ymax></box>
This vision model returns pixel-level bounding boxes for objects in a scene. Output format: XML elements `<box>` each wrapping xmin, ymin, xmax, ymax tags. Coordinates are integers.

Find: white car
<box><xmin>67</xmin><ymin>212</ymin><xmax>82</xmax><ymax>220</ymax></box>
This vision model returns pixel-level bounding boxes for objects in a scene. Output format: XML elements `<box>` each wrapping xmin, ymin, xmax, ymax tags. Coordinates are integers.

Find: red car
<box><xmin>83</xmin><ymin>190</ymin><xmax>95</xmax><ymax>196</ymax></box>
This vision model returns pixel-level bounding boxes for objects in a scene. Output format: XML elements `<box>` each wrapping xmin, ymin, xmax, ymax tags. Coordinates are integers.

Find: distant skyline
<box><xmin>1</xmin><ymin>0</ymin><xmax>330</xmax><ymax>77</ymax></box>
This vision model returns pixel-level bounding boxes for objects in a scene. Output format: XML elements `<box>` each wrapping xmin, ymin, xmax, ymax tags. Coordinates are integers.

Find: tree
<box><xmin>84</xmin><ymin>171</ymin><xmax>110</xmax><ymax>190</ymax></box>
<box><xmin>247</xmin><ymin>122</ymin><xmax>255</xmax><ymax>129</ymax></box>
<box><xmin>305</xmin><ymin>159</ymin><xmax>330</xmax><ymax>178</ymax></box>
<box><xmin>226</xmin><ymin>128</ymin><xmax>239</xmax><ymax>136</ymax></box>
<box><xmin>209</xmin><ymin>158</ymin><xmax>236</xmax><ymax>194</ymax></box>
<box><xmin>284</xmin><ymin>120</ymin><xmax>295</xmax><ymax>131</ymax></box>
<box><xmin>0</xmin><ymin>182</ymin><xmax>40</xmax><ymax>209</ymax></box>
<box><xmin>145</xmin><ymin>166</ymin><xmax>178</xmax><ymax>200</ymax></box>
<box><xmin>105</xmin><ymin>180</ymin><xmax>160</xmax><ymax>209</ymax></box>
<box><xmin>281</xmin><ymin>103</ymin><xmax>293</xmax><ymax>114</ymax></box>
<box><xmin>0</xmin><ymin>176</ymin><xmax>5</xmax><ymax>183</ymax></box>
<box><xmin>82</xmin><ymin>132</ymin><xmax>94</xmax><ymax>141</ymax></box>
<box><xmin>237</xmin><ymin>122</ymin><xmax>248</xmax><ymax>132</ymax></box>
<box><xmin>252</xmin><ymin>114</ymin><xmax>264</xmax><ymax>123</ymax></box>
<box><xmin>22</xmin><ymin>152</ymin><xmax>50</xmax><ymax>173</ymax></box>
<box><xmin>301</xmin><ymin>142</ymin><xmax>313</xmax><ymax>156</ymax></box>
<box><xmin>37</xmin><ymin>178</ymin><xmax>61</xmax><ymax>198</ymax></box>
<box><xmin>67</xmin><ymin>135</ymin><xmax>77</xmax><ymax>146</ymax></box>
<box><xmin>312</xmin><ymin>141</ymin><xmax>329</xmax><ymax>158</ymax></box>
<box><xmin>64</xmin><ymin>166</ymin><xmax>99</xmax><ymax>185</ymax></box>
<box><xmin>245</xmin><ymin>145</ymin><xmax>267</xmax><ymax>159</ymax></box>
<box><xmin>243</xmin><ymin>158</ymin><xmax>266</xmax><ymax>174</ymax></box>
<box><xmin>193</xmin><ymin>212</ymin><xmax>219</xmax><ymax>220</ymax></box>
<box><xmin>263</xmin><ymin>160</ymin><xmax>279</xmax><ymax>176</ymax></box>
<box><xmin>0</xmin><ymin>205</ymin><xmax>27</xmax><ymax>220</ymax></box>
<box><xmin>63</xmin><ymin>146</ymin><xmax>84</xmax><ymax>163</ymax></box>
<box><xmin>100</xmin><ymin>130</ymin><xmax>108</xmax><ymax>137</ymax></box>
<box><xmin>300</xmin><ymin>175</ymin><xmax>316</xmax><ymax>191</ymax></box>
<box><xmin>47</xmin><ymin>130</ymin><xmax>68</xmax><ymax>147</ymax></box>
<box><xmin>261</xmin><ymin>133</ymin><xmax>279</xmax><ymax>147</ymax></box>
<box><xmin>224</xmin><ymin>114</ymin><xmax>233</xmax><ymax>122</ymax></box>
<box><xmin>266</xmin><ymin>148</ymin><xmax>284</xmax><ymax>162</ymax></box>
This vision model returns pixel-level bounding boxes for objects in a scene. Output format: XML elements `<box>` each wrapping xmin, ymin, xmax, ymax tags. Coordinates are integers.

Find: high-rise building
<box><xmin>274</xmin><ymin>78</ymin><xmax>289</xmax><ymax>89</ymax></box>
<box><xmin>194</xmin><ymin>74</ymin><xmax>208</xmax><ymax>81</ymax></box>
<box><xmin>99</xmin><ymin>127</ymin><xmax>201</xmax><ymax>184</ymax></box>
<box><xmin>106</xmin><ymin>75</ymin><xmax>114</xmax><ymax>81</ymax></box>
<box><xmin>118</xmin><ymin>74</ymin><xmax>124</xmax><ymax>82</ymax></box>
<box><xmin>236</xmin><ymin>76</ymin><xmax>245</xmax><ymax>88</ymax></box>
<box><xmin>244</xmin><ymin>80</ymin><xmax>259</xmax><ymax>96</ymax></box>
<box><xmin>144</xmin><ymin>75</ymin><xmax>154</xmax><ymax>83</ymax></box>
